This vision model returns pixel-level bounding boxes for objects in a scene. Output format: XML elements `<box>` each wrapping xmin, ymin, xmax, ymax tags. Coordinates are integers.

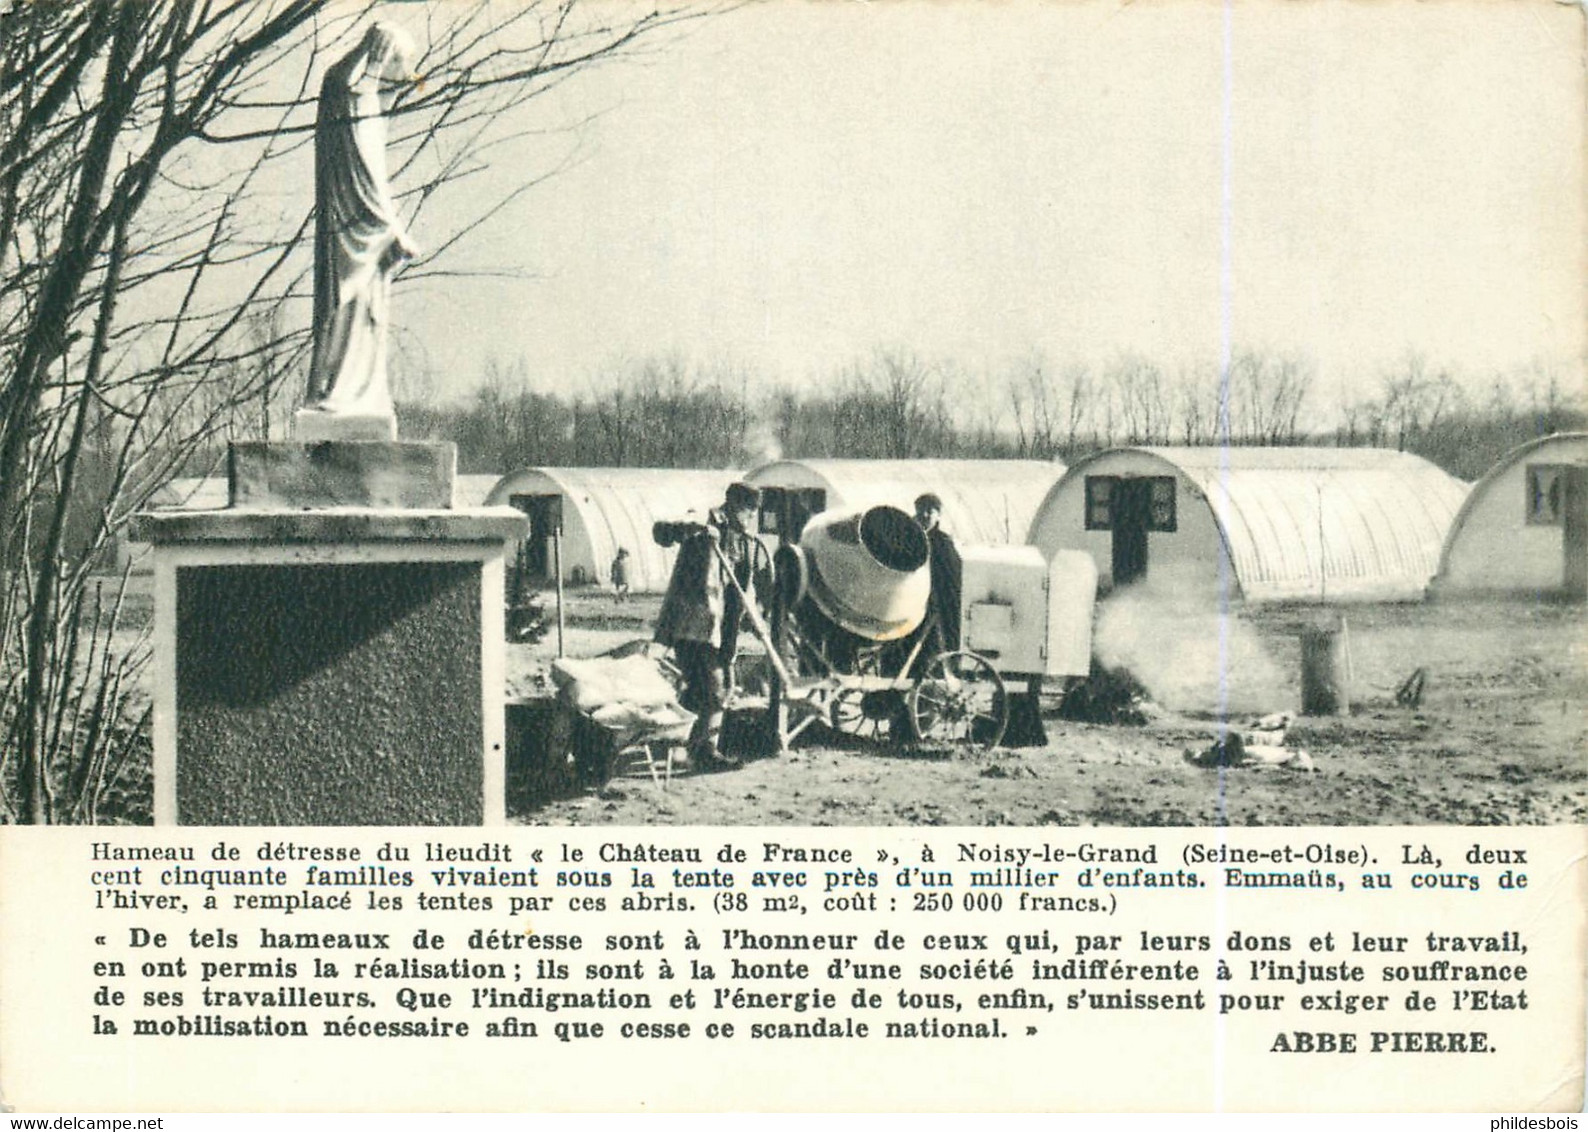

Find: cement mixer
<box><xmin>795</xmin><ymin>505</ymin><xmax>931</xmax><ymax>643</ymax></box>
<box><xmin>755</xmin><ymin>503</ymin><xmax>1001</xmax><ymax>746</ymax></box>
<box><xmin>738</xmin><ymin>496</ymin><xmax>1097</xmax><ymax>750</ymax></box>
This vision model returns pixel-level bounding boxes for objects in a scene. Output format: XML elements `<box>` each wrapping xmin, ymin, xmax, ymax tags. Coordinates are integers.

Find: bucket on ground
<box><xmin>1299</xmin><ymin>619</ymin><xmax>1351</xmax><ymax>715</ymax></box>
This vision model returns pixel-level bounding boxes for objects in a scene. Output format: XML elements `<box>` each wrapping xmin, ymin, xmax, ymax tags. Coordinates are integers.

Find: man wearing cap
<box><xmin>653</xmin><ymin>482</ymin><xmax>770</xmax><ymax>770</ymax></box>
<box><xmin>914</xmin><ymin>492</ymin><xmax>962</xmax><ymax>656</ymax></box>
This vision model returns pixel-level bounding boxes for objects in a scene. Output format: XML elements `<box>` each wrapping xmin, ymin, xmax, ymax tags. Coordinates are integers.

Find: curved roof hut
<box><xmin>1027</xmin><ymin>446</ymin><xmax>1469</xmax><ymax>602</ymax></box>
<box><xmin>1433</xmin><ymin>432</ymin><xmax>1588</xmax><ymax>599</ymax></box>
<box><xmin>744</xmin><ymin>459</ymin><xmax>1065</xmax><ymax>546</ymax></box>
<box><xmin>485</xmin><ymin>467</ymin><xmax>742</xmax><ymax>593</ymax></box>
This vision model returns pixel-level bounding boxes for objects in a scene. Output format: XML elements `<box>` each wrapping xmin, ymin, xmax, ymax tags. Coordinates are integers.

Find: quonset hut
<box><xmin>1026</xmin><ymin>446</ymin><xmax>1469</xmax><ymax>602</ymax></box>
<box><xmin>743</xmin><ymin>459</ymin><xmax>1065</xmax><ymax>545</ymax></box>
<box><xmin>485</xmin><ymin>467</ymin><xmax>742</xmax><ymax>593</ymax></box>
<box><xmin>1432</xmin><ymin>432</ymin><xmax>1588</xmax><ymax>600</ymax></box>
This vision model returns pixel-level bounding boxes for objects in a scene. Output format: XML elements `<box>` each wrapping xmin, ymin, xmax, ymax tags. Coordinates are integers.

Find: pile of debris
<box><xmin>1183</xmin><ymin>712</ymin><xmax>1314</xmax><ymax>772</ymax></box>
<box><xmin>507</xmin><ymin>593</ymin><xmax>550</xmax><ymax>644</ymax></box>
<box><xmin>1057</xmin><ymin>660</ymin><xmax>1159</xmax><ymax>726</ymax></box>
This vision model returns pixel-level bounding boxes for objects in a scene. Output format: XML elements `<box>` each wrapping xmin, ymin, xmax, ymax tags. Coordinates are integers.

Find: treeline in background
<box><xmin>389</xmin><ymin>347</ymin><xmax>1583</xmax><ymax>482</ymax></box>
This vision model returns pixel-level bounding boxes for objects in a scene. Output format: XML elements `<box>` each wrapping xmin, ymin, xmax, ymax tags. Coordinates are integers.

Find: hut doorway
<box><xmin>1085</xmin><ymin>474</ymin><xmax>1176</xmax><ymax>590</ymax></box>
<box><xmin>1564</xmin><ymin>466</ymin><xmax>1587</xmax><ymax>600</ymax></box>
<box><xmin>509</xmin><ymin>493</ymin><xmax>563</xmax><ymax>586</ymax></box>
<box><xmin>757</xmin><ymin>486</ymin><xmax>828</xmax><ymax>543</ymax></box>
<box><xmin>1111</xmin><ymin>478</ymin><xmax>1153</xmax><ymax>586</ymax></box>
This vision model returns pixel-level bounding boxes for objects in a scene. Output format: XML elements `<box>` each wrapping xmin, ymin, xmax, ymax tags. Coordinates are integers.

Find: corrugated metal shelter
<box><xmin>1027</xmin><ymin>446</ymin><xmax>1470</xmax><ymax>602</ymax></box>
<box><xmin>744</xmin><ymin>459</ymin><xmax>1065</xmax><ymax>546</ymax></box>
<box><xmin>1433</xmin><ymin>432</ymin><xmax>1588</xmax><ymax>599</ymax></box>
<box><xmin>485</xmin><ymin>467</ymin><xmax>742</xmax><ymax>592</ymax></box>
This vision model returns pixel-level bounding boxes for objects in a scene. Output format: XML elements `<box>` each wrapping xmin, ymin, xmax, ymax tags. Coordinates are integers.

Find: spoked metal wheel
<box><xmin>830</xmin><ymin>686</ymin><xmax>903</xmax><ymax>742</ymax></box>
<box><xmin>908</xmin><ymin>650</ymin><xmax>1008</xmax><ymax>749</ymax></box>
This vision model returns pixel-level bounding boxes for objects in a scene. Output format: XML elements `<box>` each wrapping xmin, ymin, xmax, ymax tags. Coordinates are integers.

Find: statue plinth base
<box><xmin>293</xmin><ymin>407</ymin><xmax>397</xmax><ymax>442</ymax></box>
<box><xmin>231</xmin><ymin>440</ymin><xmax>454</xmax><ymax>509</ymax></box>
<box><xmin>131</xmin><ymin>441</ymin><xmax>527</xmax><ymax>826</ymax></box>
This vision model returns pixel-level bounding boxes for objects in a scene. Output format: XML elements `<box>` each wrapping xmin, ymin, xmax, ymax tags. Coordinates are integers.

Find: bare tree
<box><xmin>1515</xmin><ymin>358</ymin><xmax>1583</xmax><ymax>431</ymax></box>
<box><xmin>1216</xmin><ymin>348</ymin><xmax>1313</xmax><ymax>444</ymax></box>
<box><xmin>1006</xmin><ymin>353</ymin><xmax>1097</xmax><ymax>459</ymax></box>
<box><xmin>831</xmin><ymin>347</ymin><xmax>955</xmax><ymax>458</ymax></box>
<box><xmin>0</xmin><ymin>0</ymin><xmax>705</xmax><ymax>823</ymax></box>
<box><xmin>1335</xmin><ymin>383</ymin><xmax>1374</xmax><ymax>447</ymax></box>
<box><xmin>621</xmin><ymin>354</ymin><xmax>750</xmax><ymax>467</ymax></box>
<box><xmin>1372</xmin><ymin>351</ymin><xmax>1464</xmax><ymax>451</ymax></box>
<box><xmin>1007</xmin><ymin>354</ymin><xmax>1056</xmax><ymax>458</ymax></box>
<box><xmin>1106</xmin><ymin>352</ymin><xmax>1170</xmax><ymax>445</ymax></box>
<box><xmin>1171</xmin><ymin>356</ymin><xmax>1224</xmax><ymax>445</ymax></box>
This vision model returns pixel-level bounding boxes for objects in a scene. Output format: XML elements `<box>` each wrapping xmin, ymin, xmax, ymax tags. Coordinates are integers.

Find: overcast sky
<box><xmin>389</xmin><ymin>0</ymin><xmax>1585</xmax><ymax>409</ymax></box>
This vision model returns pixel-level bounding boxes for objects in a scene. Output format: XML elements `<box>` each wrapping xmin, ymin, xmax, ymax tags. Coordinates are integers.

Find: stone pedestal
<box><xmin>132</xmin><ymin>442</ymin><xmax>525</xmax><ymax>826</ymax></box>
<box><xmin>229</xmin><ymin>440</ymin><xmax>453</xmax><ymax>508</ymax></box>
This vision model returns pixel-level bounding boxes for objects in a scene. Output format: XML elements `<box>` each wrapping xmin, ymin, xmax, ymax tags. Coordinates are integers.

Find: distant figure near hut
<box><xmin>610</xmin><ymin>548</ymin><xmax>631</xmax><ymax>603</ymax></box>
<box><xmin>302</xmin><ymin>23</ymin><xmax>419</xmax><ymax>431</ymax></box>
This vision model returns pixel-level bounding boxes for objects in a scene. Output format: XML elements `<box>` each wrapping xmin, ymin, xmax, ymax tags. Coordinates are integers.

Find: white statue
<box><xmin>300</xmin><ymin>22</ymin><xmax>419</xmax><ymax>437</ymax></box>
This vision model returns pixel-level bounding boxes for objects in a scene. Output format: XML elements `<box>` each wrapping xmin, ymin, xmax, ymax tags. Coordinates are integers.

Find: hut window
<box><xmin>1085</xmin><ymin>477</ymin><xmax>1114</xmax><ymax>529</ymax></box>
<box><xmin>1085</xmin><ymin>475</ymin><xmax>1176</xmax><ymax>531</ymax></box>
<box><xmin>1526</xmin><ymin>465</ymin><xmax>1565</xmax><ymax>526</ymax></box>
<box><xmin>1148</xmin><ymin>477</ymin><xmax>1177</xmax><ymax>532</ymax></box>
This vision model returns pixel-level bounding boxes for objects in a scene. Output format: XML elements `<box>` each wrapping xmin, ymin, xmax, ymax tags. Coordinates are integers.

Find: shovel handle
<box><xmin>708</xmin><ymin>537</ymin><xmax>796</xmax><ymax>688</ymax></box>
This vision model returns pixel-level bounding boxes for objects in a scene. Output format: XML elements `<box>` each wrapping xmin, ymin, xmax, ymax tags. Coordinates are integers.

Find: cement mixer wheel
<box><xmin>908</xmin><ymin>651</ymin><xmax>1008</xmax><ymax>749</ymax></box>
<box><xmin>830</xmin><ymin>686</ymin><xmax>903</xmax><ymax>742</ymax></box>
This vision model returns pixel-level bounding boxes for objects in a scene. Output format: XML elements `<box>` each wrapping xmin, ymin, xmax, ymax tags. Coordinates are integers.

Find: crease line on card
<box><xmin>1212</xmin><ymin>0</ymin><xmax>1236</xmax><ymax>1114</ymax></box>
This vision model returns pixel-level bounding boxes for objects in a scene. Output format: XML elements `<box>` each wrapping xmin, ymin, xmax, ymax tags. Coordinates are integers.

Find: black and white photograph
<box><xmin>2</xmin><ymin>0</ymin><xmax>1586</xmax><ymax>1117</ymax></box>
<box><xmin>2</xmin><ymin>0</ymin><xmax>1582</xmax><ymax>832</ymax></box>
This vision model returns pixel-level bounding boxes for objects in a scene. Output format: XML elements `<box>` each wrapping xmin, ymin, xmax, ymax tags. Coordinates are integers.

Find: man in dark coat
<box><xmin>653</xmin><ymin>483</ymin><xmax>769</xmax><ymax>769</ymax></box>
<box><xmin>914</xmin><ymin>493</ymin><xmax>962</xmax><ymax>654</ymax></box>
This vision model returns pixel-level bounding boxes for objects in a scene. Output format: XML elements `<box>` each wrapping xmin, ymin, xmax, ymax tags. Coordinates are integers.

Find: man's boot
<box><xmin>692</xmin><ymin>710</ymin><xmax>739</xmax><ymax>771</ymax></box>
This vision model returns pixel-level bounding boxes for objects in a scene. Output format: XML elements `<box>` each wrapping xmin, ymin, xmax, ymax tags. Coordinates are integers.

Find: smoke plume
<box><xmin>1092</xmin><ymin>570</ymin><xmax>1289</xmax><ymax>717</ymax></box>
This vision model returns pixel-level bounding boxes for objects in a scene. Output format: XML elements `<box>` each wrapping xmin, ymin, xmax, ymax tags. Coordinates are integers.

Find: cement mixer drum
<box><xmin>797</xmin><ymin>506</ymin><xmax>931</xmax><ymax>642</ymax></box>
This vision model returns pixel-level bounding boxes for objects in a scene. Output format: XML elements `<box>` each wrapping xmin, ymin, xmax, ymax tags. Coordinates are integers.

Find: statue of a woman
<box><xmin>300</xmin><ymin>23</ymin><xmax>419</xmax><ymax>437</ymax></box>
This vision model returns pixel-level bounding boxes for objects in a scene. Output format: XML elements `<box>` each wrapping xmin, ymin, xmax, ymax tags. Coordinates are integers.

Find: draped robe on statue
<box><xmin>303</xmin><ymin>26</ymin><xmax>415</xmax><ymax>420</ymax></box>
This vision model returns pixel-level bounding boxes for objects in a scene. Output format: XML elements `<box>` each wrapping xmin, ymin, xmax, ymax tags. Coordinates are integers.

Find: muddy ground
<box><xmin>510</xmin><ymin>591</ymin><xmax>1587</xmax><ymax>827</ymax></box>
